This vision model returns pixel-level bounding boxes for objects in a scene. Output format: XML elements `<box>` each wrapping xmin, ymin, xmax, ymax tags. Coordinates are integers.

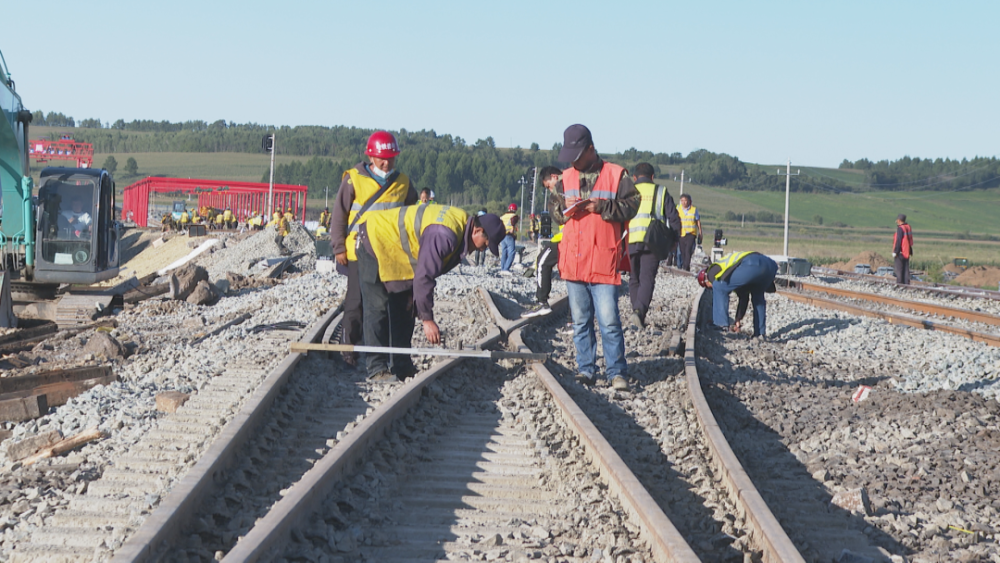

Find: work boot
<box><xmin>629</xmin><ymin>310</ymin><xmax>645</xmax><ymax>330</ymax></box>
<box><xmin>341</xmin><ymin>352</ymin><xmax>359</xmax><ymax>367</ymax></box>
<box><xmin>611</xmin><ymin>376</ymin><xmax>630</xmax><ymax>391</ymax></box>
<box><xmin>367</xmin><ymin>371</ymin><xmax>398</xmax><ymax>383</ymax></box>
<box><xmin>574</xmin><ymin>373</ymin><xmax>596</xmax><ymax>385</ymax></box>
<box><xmin>520</xmin><ymin>302</ymin><xmax>552</xmax><ymax>319</ymax></box>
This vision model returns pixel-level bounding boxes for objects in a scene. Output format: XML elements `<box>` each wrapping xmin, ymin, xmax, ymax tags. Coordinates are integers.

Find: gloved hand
<box><xmin>892</xmin><ymin>253</ymin><xmax>897</xmax><ymax>258</ymax></box>
<box><xmin>697</xmin><ymin>234</ymin><xmax>703</xmax><ymax>245</ymax></box>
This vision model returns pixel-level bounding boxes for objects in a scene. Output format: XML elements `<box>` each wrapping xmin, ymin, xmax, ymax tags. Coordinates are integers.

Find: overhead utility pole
<box><xmin>518</xmin><ymin>176</ymin><xmax>528</xmax><ymax>232</ymax></box>
<box><xmin>679</xmin><ymin>170</ymin><xmax>685</xmax><ymax>195</ymax></box>
<box><xmin>777</xmin><ymin>159</ymin><xmax>800</xmax><ymax>257</ymax></box>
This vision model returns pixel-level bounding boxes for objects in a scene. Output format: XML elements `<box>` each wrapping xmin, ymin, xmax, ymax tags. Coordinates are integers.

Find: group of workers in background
<box><xmin>162</xmin><ymin>206</ymin><xmax>299</xmax><ymax>236</ymax></box>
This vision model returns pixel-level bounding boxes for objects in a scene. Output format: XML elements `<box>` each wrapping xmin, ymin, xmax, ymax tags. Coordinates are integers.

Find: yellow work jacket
<box><xmin>344</xmin><ymin>168</ymin><xmax>411</xmax><ymax>261</ymax></box>
<box><xmin>223</xmin><ymin>210</ymin><xmax>233</xmax><ymax>222</ymax></box>
<box><xmin>363</xmin><ymin>204</ymin><xmax>468</xmax><ymax>283</ymax></box>
<box><xmin>319</xmin><ymin>211</ymin><xmax>330</xmax><ymax>226</ymax></box>
<box><xmin>677</xmin><ymin>205</ymin><xmax>699</xmax><ymax>236</ymax></box>
<box><xmin>628</xmin><ymin>182</ymin><xmax>669</xmax><ymax>244</ymax></box>
<box><xmin>180</xmin><ymin>212</ymin><xmax>189</xmax><ymax>224</ymax></box>
<box><xmin>500</xmin><ymin>212</ymin><xmax>516</xmax><ymax>235</ymax></box>
<box><xmin>551</xmin><ymin>225</ymin><xmax>564</xmax><ymax>243</ymax></box>
<box><xmin>710</xmin><ymin>251</ymin><xmax>754</xmax><ymax>282</ymax></box>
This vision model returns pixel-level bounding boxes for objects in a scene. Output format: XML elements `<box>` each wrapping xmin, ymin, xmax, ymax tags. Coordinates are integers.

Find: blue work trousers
<box><xmin>567</xmin><ymin>281</ymin><xmax>628</xmax><ymax>380</ymax></box>
<box><xmin>712</xmin><ymin>254</ymin><xmax>778</xmax><ymax>337</ymax></box>
<box><xmin>500</xmin><ymin>234</ymin><xmax>516</xmax><ymax>271</ymax></box>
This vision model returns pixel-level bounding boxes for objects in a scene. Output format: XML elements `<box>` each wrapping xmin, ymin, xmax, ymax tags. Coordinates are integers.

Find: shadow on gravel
<box><xmin>697</xmin><ymin>332</ymin><xmax>908</xmax><ymax>562</ymax></box>
<box><xmin>543</xmin><ymin>358</ymin><xmax>746</xmax><ymax>562</ymax></box>
<box><xmin>769</xmin><ymin>316</ymin><xmax>857</xmax><ymax>341</ymax></box>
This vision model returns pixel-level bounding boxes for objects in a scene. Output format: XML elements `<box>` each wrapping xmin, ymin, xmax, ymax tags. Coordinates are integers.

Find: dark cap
<box><xmin>897</xmin><ymin>214</ymin><xmax>906</xmax><ymax>222</ymax></box>
<box><xmin>557</xmin><ymin>124</ymin><xmax>593</xmax><ymax>163</ymax></box>
<box><xmin>477</xmin><ymin>213</ymin><xmax>506</xmax><ymax>257</ymax></box>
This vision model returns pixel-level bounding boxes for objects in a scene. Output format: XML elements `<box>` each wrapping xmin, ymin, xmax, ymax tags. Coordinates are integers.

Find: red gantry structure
<box><xmin>120</xmin><ymin>177</ymin><xmax>309</xmax><ymax>227</ymax></box>
<box><xmin>29</xmin><ymin>136</ymin><xmax>94</xmax><ymax>168</ymax></box>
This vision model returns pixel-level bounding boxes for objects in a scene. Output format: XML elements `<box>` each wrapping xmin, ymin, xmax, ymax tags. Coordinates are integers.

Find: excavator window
<box><xmin>37</xmin><ymin>179</ymin><xmax>96</xmax><ymax>265</ymax></box>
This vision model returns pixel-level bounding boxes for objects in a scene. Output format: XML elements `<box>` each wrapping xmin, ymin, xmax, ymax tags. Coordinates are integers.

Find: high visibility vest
<box><xmin>215</xmin><ymin>214</ymin><xmax>224</xmax><ymax>224</ymax></box>
<box><xmin>894</xmin><ymin>224</ymin><xmax>913</xmax><ymax>259</ymax></box>
<box><xmin>180</xmin><ymin>212</ymin><xmax>189</xmax><ymax>224</ymax></box>
<box><xmin>364</xmin><ymin>204</ymin><xmax>468</xmax><ymax>283</ymax></box>
<box><xmin>628</xmin><ymin>182</ymin><xmax>669</xmax><ymax>244</ymax></box>
<box><xmin>319</xmin><ymin>211</ymin><xmax>330</xmax><ymax>226</ymax></box>
<box><xmin>558</xmin><ymin>162</ymin><xmax>626</xmax><ymax>285</ymax></box>
<box><xmin>677</xmin><ymin>205</ymin><xmax>699</xmax><ymax>236</ymax></box>
<box><xmin>283</xmin><ymin>211</ymin><xmax>293</xmax><ymax>222</ymax></box>
<box><xmin>344</xmin><ymin>168</ymin><xmax>411</xmax><ymax>261</ymax></box>
<box><xmin>551</xmin><ymin>225</ymin><xmax>564</xmax><ymax>243</ymax></box>
<box><xmin>223</xmin><ymin>210</ymin><xmax>233</xmax><ymax>221</ymax></box>
<box><xmin>710</xmin><ymin>251</ymin><xmax>754</xmax><ymax>282</ymax></box>
<box><xmin>500</xmin><ymin>212</ymin><xmax>516</xmax><ymax>235</ymax></box>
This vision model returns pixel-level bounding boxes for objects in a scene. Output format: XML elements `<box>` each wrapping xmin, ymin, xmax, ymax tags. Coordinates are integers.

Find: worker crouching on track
<box><xmin>357</xmin><ymin>204</ymin><xmax>505</xmax><ymax>382</ymax></box>
<box><xmin>698</xmin><ymin>252</ymin><xmax>778</xmax><ymax>338</ymax></box>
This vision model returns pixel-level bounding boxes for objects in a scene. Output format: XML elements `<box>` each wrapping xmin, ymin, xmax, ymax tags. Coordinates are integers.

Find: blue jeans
<box><xmin>712</xmin><ymin>254</ymin><xmax>778</xmax><ymax>336</ymax></box>
<box><xmin>567</xmin><ymin>281</ymin><xmax>627</xmax><ymax>380</ymax></box>
<box><xmin>500</xmin><ymin>234</ymin><xmax>516</xmax><ymax>271</ymax></box>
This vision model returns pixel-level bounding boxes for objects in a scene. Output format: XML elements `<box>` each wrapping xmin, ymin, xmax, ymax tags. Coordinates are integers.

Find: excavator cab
<box><xmin>33</xmin><ymin>167</ymin><xmax>120</xmax><ymax>284</ymax></box>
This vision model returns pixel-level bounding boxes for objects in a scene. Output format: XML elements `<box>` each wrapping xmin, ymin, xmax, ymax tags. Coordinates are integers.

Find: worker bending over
<box><xmin>698</xmin><ymin>251</ymin><xmax>778</xmax><ymax>338</ymax></box>
<box><xmin>357</xmin><ymin>204</ymin><xmax>505</xmax><ymax>382</ymax></box>
<box><xmin>331</xmin><ymin>131</ymin><xmax>418</xmax><ymax>367</ymax></box>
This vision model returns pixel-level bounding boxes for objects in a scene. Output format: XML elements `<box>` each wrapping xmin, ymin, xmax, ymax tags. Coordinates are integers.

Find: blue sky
<box><xmin>4</xmin><ymin>0</ymin><xmax>996</xmax><ymax>167</ymax></box>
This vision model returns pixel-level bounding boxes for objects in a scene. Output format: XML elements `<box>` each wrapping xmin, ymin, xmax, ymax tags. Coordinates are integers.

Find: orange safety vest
<box><xmin>557</xmin><ymin>162</ymin><xmax>626</xmax><ymax>285</ymax></box>
<box><xmin>894</xmin><ymin>223</ymin><xmax>913</xmax><ymax>259</ymax></box>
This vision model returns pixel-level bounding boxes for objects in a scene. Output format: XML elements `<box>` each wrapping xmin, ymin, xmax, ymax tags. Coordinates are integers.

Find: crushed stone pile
<box><xmin>99</xmin><ymin>235</ymin><xmax>211</xmax><ymax>287</ymax></box>
<box><xmin>204</xmin><ymin>223</ymin><xmax>316</xmax><ymax>280</ymax></box>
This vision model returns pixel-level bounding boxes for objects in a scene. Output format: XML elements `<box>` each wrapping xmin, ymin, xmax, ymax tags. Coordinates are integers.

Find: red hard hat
<box><xmin>697</xmin><ymin>269</ymin><xmax>709</xmax><ymax>288</ymax></box>
<box><xmin>508</xmin><ymin>203</ymin><xmax>518</xmax><ymax>212</ymax></box>
<box><xmin>365</xmin><ymin>131</ymin><xmax>400</xmax><ymax>158</ymax></box>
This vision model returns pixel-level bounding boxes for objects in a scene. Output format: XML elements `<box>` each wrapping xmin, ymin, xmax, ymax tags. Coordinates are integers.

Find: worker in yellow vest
<box><xmin>676</xmin><ymin>194</ymin><xmax>702</xmax><ymax>271</ymax></box>
<box><xmin>499</xmin><ymin>203</ymin><xmax>519</xmax><ymax>274</ymax></box>
<box><xmin>278</xmin><ymin>213</ymin><xmax>290</xmax><ymax>236</ymax></box>
<box><xmin>356</xmin><ymin>204</ymin><xmax>505</xmax><ymax>382</ymax></box>
<box><xmin>214</xmin><ymin>213</ymin><xmax>225</xmax><ymax>229</ymax></box>
<box><xmin>179</xmin><ymin>210</ymin><xmax>190</xmax><ymax>226</ymax></box>
<box><xmin>331</xmin><ymin>131</ymin><xmax>418</xmax><ymax>367</ymax></box>
<box><xmin>283</xmin><ymin>208</ymin><xmax>294</xmax><ymax>224</ymax></box>
<box><xmin>319</xmin><ymin>208</ymin><xmax>331</xmax><ymax>230</ymax></box>
<box><xmin>270</xmin><ymin>210</ymin><xmax>281</xmax><ymax>227</ymax></box>
<box><xmin>222</xmin><ymin>208</ymin><xmax>235</xmax><ymax>229</ymax></box>
<box><xmin>626</xmin><ymin>163</ymin><xmax>680</xmax><ymax>329</ymax></box>
<box><xmin>698</xmin><ymin>251</ymin><xmax>778</xmax><ymax>337</ymax></box>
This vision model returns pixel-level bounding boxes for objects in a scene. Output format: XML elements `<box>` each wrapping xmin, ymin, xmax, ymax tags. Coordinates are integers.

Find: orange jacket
<box><xmin>558</xmin><ymin>162</ymin><xmax>626</xmax><ymax>284</ymax></box>
<box><xmin>894</xmin><ymin>223</ymin><xmax>913</xmax><ymax>259</ymax></box>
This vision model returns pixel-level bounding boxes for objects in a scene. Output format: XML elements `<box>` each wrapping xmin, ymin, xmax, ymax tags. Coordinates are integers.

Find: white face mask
<box><xmin>371</xmin><ymin>166</ymin><xmax>393</xmax><ymax>179</ymax></box>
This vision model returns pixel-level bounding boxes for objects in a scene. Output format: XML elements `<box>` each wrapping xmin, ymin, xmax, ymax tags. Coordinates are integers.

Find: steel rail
<box><xmin>111</xmin><ymin>304</ymin><xmax>344</xmax><ymax>563</ymax></box>
<box><xmin>683</xmin><ymin>289</ymin><xmax>807</xmax><ymax>563</ymax></box>
<box><xmin>220</xmin><ymin>321</ymin><xmax>507</xmax><ymax>561</ymax></box>
<box><xmin>783</xmin><ymin>279</ymin><xmax>1000</xmax><ymax>327</ymax></box>
<box><xmin>811</xmin><ymin>266</ymin><xmax>1000</xmax><ymax>301</ymax></box>
<box><xmin>506</xmin><ymin>326</ymin><xmax>701</xmax><ymax>563</ymax></box>
<box><xmin>779</xmin><ymin>291</ymin><xmax>1000</xmax><ymax>347</ymax></box>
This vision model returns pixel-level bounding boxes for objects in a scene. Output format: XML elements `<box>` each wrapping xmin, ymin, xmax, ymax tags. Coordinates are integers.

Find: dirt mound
<box><xmin>827</xmin><ymin>251</ymin><xmax>893</xmax><ymax>271</ymax></box>
<box><xmin>954</xmin><ymin>266</ymin><xmax>1000</xmax><ymax>289</ymax></box>
<box><xmin>943</xmin><ymin>263</ymin><xmax>964</xmax><ymax>275</ymax></box>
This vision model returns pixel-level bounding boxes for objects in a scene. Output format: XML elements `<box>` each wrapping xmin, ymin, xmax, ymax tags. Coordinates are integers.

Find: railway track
<box><xmin>18</xmin><ymin>265</ymin><xmax>992</xmax><ymax>561</ymax></box>
<box><xmin>810</xmin><ymin>266</ymin><xmax>1000</xmax><ymax>301</ymax></box>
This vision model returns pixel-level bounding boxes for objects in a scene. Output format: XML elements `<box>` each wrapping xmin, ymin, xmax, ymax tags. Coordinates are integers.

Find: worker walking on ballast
<box><xmin>698</xmin><ymin>251</ymin><xmax>778</xmax><ymax>338</ymax></box>
<box><xmin>357</xmin><ymin>204</ymin><xmax>505</xmax><ymax>382</ymax></box>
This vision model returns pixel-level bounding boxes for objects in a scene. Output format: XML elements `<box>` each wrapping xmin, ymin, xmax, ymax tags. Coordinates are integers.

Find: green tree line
<box><xmin>838</xmin><ymin>155</ymin><xmax>1000</xmax><ymax>191</ymax></box>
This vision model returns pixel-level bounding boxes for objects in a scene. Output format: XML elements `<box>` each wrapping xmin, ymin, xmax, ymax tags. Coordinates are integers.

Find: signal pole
<box><xmin>679</xmin><ymin>169</ymin><xmax>685</xmax><ymax>195</ymax></box>
<box><xmin>263</xmin><ymin>133</ymin><xmax>276</xmax><ymax>218</ymax></box>
<box><xmin>518</xmin><ymin>176</ymin><xmax>527</xmax><ymax>233</ymax></box>
<box><xmin>777</xmin><ymin>159</ymin><xmax>800</xmax><ymax>257</ymax></box>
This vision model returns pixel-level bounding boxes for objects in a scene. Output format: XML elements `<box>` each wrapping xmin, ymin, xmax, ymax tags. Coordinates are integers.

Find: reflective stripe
<box><xmin>399</xmin><ymin>204</ymin><xmax>430</xmax><ymax>267</ymax></box>
<box><xmin>350</xmin><ymin>201</ymin><xmax>404</xmax><ymax>212</ymax></box>
<box><xmin>712</xmin><ymin>251</ymin><xmax>754</xmax><ymax>281</ymax></box>
<box><xmin>590</xmin><ymin>189</ymin><xmax>615</xmax><ymax>199</ymax></box>
<box><xmin>678</xmin><ymin>205</ymin><xmax>698</xmax><ymax>236</ymax></box>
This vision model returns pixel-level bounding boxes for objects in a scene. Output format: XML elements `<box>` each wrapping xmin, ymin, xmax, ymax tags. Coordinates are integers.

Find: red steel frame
<box><xmin>120</xmin><ymin>177</ymin><xmax>308</xmax><ymax>227</ymax></box>
<box><xmin>29</xmin><ymin>137</ymin><xmax>94</xmax><ymax>168</ymax></box>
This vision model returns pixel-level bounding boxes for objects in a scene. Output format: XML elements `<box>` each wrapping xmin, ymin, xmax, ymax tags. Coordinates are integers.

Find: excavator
<box><xmin>0</xmin><ymin>48</ymin><xmax>120</xmax><ymax>327</ymax></box>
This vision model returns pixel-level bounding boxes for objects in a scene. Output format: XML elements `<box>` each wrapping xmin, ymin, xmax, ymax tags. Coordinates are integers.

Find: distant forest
<box><xmin>30</xmin><ymin>111</ymin><xmax>1000</xmax><ymax>201</ymax></box>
